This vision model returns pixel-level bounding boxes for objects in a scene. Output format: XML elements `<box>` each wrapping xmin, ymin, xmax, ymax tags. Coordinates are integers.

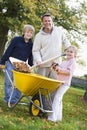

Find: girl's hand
<box><xmin>51</xmin><ymin>62</ymin><xmax>59</xmax><ymax>71</ymax></box>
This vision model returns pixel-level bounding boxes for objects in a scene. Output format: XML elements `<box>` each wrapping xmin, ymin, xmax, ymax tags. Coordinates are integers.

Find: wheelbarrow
<box><xmin>6</xmin><ymin>54</ymin><xmax>65</xmax><ymax>116</ymax></box>
<box><xmin>6</xmin><ymin>69</ymin><xmax>64</xmax><ymax>116</ymax></box>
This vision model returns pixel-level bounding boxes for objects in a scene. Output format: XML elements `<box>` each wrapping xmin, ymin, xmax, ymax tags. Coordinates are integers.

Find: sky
<box><xmin>74</xmin><ymin>44</ymin><xmax>87</xmax><ymax>76</ymax></box>
<box><xmin>66</xmin><ymin>0</ymin><xmax>87</xmax><ymax>9</ymax></box>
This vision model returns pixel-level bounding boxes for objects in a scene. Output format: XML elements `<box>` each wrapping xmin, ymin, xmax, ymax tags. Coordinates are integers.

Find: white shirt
<box><xmin>33</xmin><ymin>26</ymin><xmax>71</xmax><ymax>67</ymax></box>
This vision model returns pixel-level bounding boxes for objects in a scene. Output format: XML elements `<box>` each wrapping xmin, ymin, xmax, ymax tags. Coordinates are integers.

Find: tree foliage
<box><xmin>0</xmin><ymin>0</ymin><xmax>86</xmax><ymax>56</ymax></box>
<box><xmin>0</xmin><ymin>0</ymin><xmax>24</xmax><ymax>54</ymax></box>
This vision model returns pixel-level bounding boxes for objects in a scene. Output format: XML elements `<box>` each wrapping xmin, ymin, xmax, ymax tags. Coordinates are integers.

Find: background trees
<box><xmin>0</xmin><ymin>0</ymin><xmax>87</xmax><ymax>59</ymax></box>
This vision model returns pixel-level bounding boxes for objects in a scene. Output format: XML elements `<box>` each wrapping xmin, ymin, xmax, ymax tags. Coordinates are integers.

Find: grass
<box><xmin>0</xmin><ymin>71</ymin><xmax>87</xmax><ymax>130</ymax></box>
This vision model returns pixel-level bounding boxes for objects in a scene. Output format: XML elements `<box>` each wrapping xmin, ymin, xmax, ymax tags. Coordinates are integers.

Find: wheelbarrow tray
<box><xmin>13</xmin><ymin>70</ymin><xmax>64</xmax><ymax>96</ymax></box>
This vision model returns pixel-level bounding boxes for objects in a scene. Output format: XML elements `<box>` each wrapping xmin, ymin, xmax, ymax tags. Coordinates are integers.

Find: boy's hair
<box><xmin>22</xmin><ymin>24</ymin><xmax>35</xmax><ymax>35</ymax></box>
<box><xmin>65</xmin><ymin>45</ymin><xmax>77</xmax><ymax>57</ymax></box>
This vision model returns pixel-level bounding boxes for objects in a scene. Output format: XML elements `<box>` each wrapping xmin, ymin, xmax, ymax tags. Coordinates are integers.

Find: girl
<box><xmin>48</xmin><ymin>45</ymin><xmax>77</xmax><ymax>122</ymax></box>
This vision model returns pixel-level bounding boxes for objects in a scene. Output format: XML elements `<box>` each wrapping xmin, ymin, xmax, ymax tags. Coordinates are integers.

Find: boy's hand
<box><xmin>0</xmin><ymin>64</ymin><xmax>1</xmax><ymax>67</ymax></box>
<box><xmin>0</xmin><ymin>65</ymin><xmax>5</xmax><ymax>69</ymax></box>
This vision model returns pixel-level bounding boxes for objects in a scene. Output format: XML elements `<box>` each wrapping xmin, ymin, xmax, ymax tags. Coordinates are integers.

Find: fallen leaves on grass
<box><xmin>0</xmin><ymin>126</ymin><xmax>4</xmax><ymax>129</ymax></box>
<box><xmin>78</xmin><ymin>96</ymin><xmax>87</xmax><ymax>104</ymax></box>
<box><xmin>0</xmin><ymin>107</ymin><xmax>3</xmax><ymax>113</ymax></box>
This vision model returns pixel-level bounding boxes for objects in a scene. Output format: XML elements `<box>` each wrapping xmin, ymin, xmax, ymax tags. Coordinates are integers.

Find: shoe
<box><xmin>8</xmin><ymin>102</ymin><xmax>16</xmax><ymax>108</ymax></box>
<box><xmin>10</xmin><ymin>103</ymin><xmax>15</xmax><ymax>107</ymax></box>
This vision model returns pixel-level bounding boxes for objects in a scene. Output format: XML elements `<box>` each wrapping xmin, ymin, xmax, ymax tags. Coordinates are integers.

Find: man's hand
<box><xmin>36</xmin><ymin>61</ymin><xmax>42</xmax><ymax>67</ymax></box>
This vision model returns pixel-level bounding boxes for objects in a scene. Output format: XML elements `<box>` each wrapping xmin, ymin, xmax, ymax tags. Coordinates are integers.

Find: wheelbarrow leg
<box><xmin>8</xmin><ymin>94</ymin><xmax>24</xmax><ymax>108</ymax></box>
<box><xmin>38</xmin><ymin>88</ymin><xmax>53</xmax><ymax>111</ymax></box>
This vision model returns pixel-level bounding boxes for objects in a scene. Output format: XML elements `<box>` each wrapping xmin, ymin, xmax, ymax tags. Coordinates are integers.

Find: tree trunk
<box><xmin>0</xmin><ymin>24</ymin><xmax>8</xmax><ymax>56</ymax></box>
<box><xmin>84</xmin><ymin>91</ymin><xmax>87</xmax><ymax>101</ymax></box>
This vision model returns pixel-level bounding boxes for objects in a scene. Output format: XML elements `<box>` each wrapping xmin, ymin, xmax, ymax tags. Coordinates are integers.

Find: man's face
<box><xmin>42</xmin><ymin>16</ymin><xmax>53</xmax><ymax>31</ymax></box>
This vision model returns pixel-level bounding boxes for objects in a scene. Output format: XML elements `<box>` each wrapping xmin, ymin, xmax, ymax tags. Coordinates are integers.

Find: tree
<box><xmin>0</xmin><ymin>0</ymin><xmax>24</xmax><ymax>55</ymax></box>
<box><xmin>0</xmin><ymin>0</ymin><xmax>86</xmax><ymax>57</ymax></box>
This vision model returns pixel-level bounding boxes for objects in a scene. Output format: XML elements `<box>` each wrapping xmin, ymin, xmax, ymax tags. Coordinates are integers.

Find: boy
<box><xmin>0</xmin><ymin>24</ymin><xmax>35</xmax><ymax>107</ymax></box>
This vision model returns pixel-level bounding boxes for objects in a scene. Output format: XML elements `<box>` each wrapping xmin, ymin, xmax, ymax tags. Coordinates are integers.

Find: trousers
<box><xmin>48</xmin><ymin>84</ymin><xmax>69</xmax><ymax>122</ymax></box>
<box><xmin>4</xmin><ymin>60</ymin><xmax>21</xmax><ymax>103</ymax></box>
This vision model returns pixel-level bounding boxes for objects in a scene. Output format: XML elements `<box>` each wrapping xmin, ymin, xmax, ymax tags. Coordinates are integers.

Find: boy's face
<box><xmin>24</xmin><ymin>29</ymin><xmax>33</xmax><ymax>40</ymax></box>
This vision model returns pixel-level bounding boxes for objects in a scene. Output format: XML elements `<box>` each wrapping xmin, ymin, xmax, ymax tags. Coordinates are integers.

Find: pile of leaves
<box><xmin>13</xmin><ymin>62</ymin><xmax>32</xmax><ymax>73</ymax></box>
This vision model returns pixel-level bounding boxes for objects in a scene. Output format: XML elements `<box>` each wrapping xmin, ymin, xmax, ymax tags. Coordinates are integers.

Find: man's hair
<box><xmin>41</xmin><ymin>13</ymin><xmax>53</xmax><ymax>21</ymax></box>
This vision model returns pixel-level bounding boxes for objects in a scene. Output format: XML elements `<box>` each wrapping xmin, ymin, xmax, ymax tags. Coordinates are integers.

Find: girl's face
<box><xmin>66</xmin><ymin>47</ymin><xmax>75</xmax><ymax>59</ymax></box>
<box><xmin>24</xmin><ymin>29</ymin><xmax>33</xmax><ymax>42</ymax></box>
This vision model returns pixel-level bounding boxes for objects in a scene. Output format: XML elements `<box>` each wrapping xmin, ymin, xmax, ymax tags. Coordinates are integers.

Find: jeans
<box><xmin>4</xmin><ymin>60</ymin><xmax>21</xmax><ymax>103</ymax></box>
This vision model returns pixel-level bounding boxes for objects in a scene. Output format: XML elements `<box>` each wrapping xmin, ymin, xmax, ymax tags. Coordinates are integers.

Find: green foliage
<box><xmin>84</xmin><ymin>74</ymin><xmax>87</xmax><ymax>79</ymax></box>
<box><xmin>0</xmin><ymin>0</ymin><xmax>25</xmax><ymax>54</ymax></box>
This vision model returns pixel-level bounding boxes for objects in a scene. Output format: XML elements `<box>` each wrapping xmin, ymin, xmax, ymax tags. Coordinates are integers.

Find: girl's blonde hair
<box><xmin>65</xmin><ymin>45</ymin><xmax>77</xmax><ymax>58</ymax></box>
<box><xmin>22</xmin><ymin>24</ymin><xmax>35</xmax><ymax>35</ymax></box>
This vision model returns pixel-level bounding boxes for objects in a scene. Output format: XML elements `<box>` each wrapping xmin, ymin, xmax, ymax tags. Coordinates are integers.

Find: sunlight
<box><xmin>74</xmin><ymin>44</ymin><xmax>87</xmax><ymax>76</ymax></box>
<box><xmin>66</xmin><ymin>0</ymin><xmax>87</xmax><ymax>9</ymax></box>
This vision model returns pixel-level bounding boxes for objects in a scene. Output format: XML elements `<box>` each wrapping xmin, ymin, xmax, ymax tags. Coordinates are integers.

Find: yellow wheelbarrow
<box><xmin>2</xmin><ymin>54</ymin><xmax>65</xmax><ymax>117</ymax></box>
<box><xmin>2</xmin><ymin>65</ymin><xmax>64</xmax><ymax>116</ymax></box>
<box><xmin>7</xmin><ymin>70</ymin><xmax>64</xmax><ymax>117</ymax></box>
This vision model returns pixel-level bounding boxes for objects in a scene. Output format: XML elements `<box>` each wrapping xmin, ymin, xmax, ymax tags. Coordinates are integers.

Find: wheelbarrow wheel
<box><xmin>29</xmin><ymin>94</ymin><xmax>48</xmax><ymax>116</ymax></box>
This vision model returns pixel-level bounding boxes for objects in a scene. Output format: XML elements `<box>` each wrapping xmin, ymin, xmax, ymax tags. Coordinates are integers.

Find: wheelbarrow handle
<box><xmin>30</xmin><ymin>53</ymin><xmax>66</xmax><ymax>70</ymax></box>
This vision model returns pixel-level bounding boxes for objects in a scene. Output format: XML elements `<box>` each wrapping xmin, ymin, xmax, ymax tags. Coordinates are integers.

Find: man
<box><xmin>32</xmin><ymin>13</ymin><xmax>71</xmax><ymax>79</ymax></box>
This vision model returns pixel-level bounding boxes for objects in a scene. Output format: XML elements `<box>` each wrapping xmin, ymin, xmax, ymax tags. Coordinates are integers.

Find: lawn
<box><xmin>0</xmin><ymin>71</ymin><xmax>87</xmax><ymax>130</ymax></box>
